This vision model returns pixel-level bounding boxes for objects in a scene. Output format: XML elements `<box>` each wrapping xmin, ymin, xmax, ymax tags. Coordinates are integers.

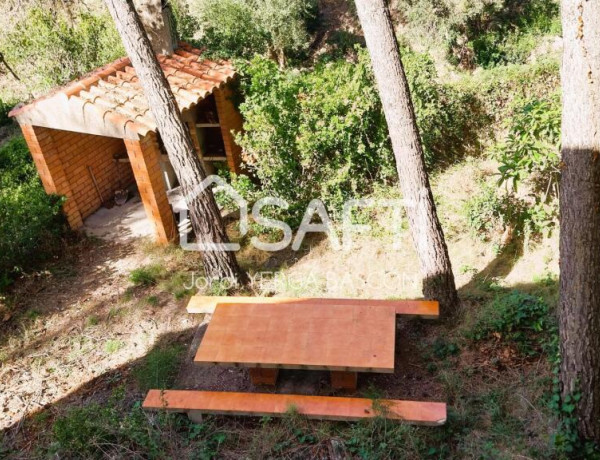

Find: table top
<box><xmin>194</xmin><ymin>302</ymin><xmax>396</xmax><ymax>373</ymax></box>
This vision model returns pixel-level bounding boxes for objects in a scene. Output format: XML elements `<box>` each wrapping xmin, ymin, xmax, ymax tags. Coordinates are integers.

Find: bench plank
<box><xmin>187</xmin><ymin>296</ymin><xmax>439</xmax><ymax>318</ymax></box>
<box><xmin>143</xmin><ymin>389</ymin><xmax>446</xmax><ymax>425</ymax></box>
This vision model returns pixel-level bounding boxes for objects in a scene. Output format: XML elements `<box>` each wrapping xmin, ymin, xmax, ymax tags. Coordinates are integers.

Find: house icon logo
<box><xmin>178</xmin><ymin>175</ymin><xmax>248</xmax><ymax>252</ymax></box>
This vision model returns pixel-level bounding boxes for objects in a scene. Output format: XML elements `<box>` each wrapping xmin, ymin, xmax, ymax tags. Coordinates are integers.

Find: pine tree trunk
<box><xmin>354</xmin><ymin>0</ymin><xmax>458</xmax><ymax>315</ymax></box>
<box><xmin>559</xmin><ymin>0</ymin><xmax>600</xmax><ymax>442</ymax></box>
<box><xmin>104</xmin><ymin>0</ymin><xmax>248</xmax><ymax>285</ymax></box>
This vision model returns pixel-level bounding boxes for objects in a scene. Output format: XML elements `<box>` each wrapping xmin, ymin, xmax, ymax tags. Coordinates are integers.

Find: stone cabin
<box><xmin>9</xmin><ymin>2</ymin><xmax>244</xmax><ymax>244</ymax></box>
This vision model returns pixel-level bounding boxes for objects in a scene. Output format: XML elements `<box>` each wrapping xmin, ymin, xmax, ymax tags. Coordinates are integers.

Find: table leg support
<box><xmin>330</xmin><ymin>371</ymin><xmax>357</xmax><ymax>390</ymax></box>
<box><xmin>249</xmin><ymin>367</ymin><xmax>279</xmax><ymax>386</ymax></box>
<box><xmin>187</xmin><ymin>410</ymin><xmax>204</xmax><ymax>424</ymax></box>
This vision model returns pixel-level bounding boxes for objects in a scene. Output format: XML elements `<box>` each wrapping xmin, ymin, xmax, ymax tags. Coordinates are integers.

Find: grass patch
<box><xmin>465</xmin><ymin>290</ymin><xmax>557</xmax><ymax>357</ymax></box>
<box><xmin>49</xmin><ymin>388</ymin><xmax>227</xmax><ymax>459</ymax></box>
<box><xmin>159</xmin><ymin>271</ymin><xmax>195</xmax><ymax>300</ymax></box>
<box><xmin>146</xmin><ymin>295</ymin><xmax>159</xmax><ymax>306</ymax></box>
<box><xmin>85</xmin><ymin>315</ymin><xmax>99</xmax><ymax>327</ymax></box>
<box><xmin>133</xmin><ymin>344</ymin><xmax>185</xmax><ymax>392</ymax></box>
<box><xmin>104</xmin><ymin>339</ymin><xmax>125</xmax><ymax>354</ymax></box>
<box><xmin>129</xmin><ymin>264</ymin><xmax>166</xmax><ymax>286</ymax></box>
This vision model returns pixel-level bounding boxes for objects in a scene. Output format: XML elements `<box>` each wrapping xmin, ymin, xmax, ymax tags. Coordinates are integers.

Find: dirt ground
<box><xmin>0</xmin><ymin>156</ymin><xmax>560</xmax><ymax>458</ymax></box>
<box><xmin>0</xmin><ymin>237</ymin><xmax>198</xmax><ymax>430</ymax></box>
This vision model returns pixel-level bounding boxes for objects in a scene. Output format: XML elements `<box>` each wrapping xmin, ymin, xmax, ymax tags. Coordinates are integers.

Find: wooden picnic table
<box><xmin>194</xmin><ymin>301</ymin><xmax>398</xmax><ymax>389</ymax></box>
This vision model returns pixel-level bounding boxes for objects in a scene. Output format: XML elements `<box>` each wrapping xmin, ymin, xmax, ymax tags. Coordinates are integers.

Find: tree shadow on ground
<box><xmin>0</xmin><ymin>327</ymin><xmax>196</xmax><ymax>458</ymax></box>
<box><xmin>458</xmin><ymin>237</ymin><xmax>525</xmax><ymax>299</ymax></box>
<box><xmin>0</xmin><ymin>238</ymin><xmax>135</xmax><ymax>356</ymax></box>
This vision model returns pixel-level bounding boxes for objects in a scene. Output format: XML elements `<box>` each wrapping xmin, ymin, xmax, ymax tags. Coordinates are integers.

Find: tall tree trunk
<box><xmin>104</xmin><ymin>0</ymin><xmax>248</xmax><ymax>285</ymax></box>
<box><xmin>559</xmin><ymin>0</ymin><xmax>600</xmax><ymax>442</ymax></box>
<box><xmin>354</xmin><ymin>0</ymin><xmax>458</xmax><ymax>315</ymax></box>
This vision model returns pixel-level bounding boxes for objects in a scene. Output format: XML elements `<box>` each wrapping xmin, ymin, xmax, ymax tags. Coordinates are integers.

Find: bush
<box><xmin>465</xmin><ymin>182</ymin><xmax>557</xmax><ymax>243</ymax></box>
<box><xmin>189</xmin><ymin>0</ymin><xmax>317</xmax><ymax>63</ymax></box>
<box><xmin>465</xmin><ymin>184</ymin><xmax>526</xmax><ymax>240</ymax></box>
<box><xmin>400</xmin><ymin>43</ymin><xmax>488</xmax><ymax>166</ymax></box>
<box><xmin>460</xmin><ymin>0</ymin><xmax>560</xmax><ymax>68</ymax></box>
<box><xmin>0</xmin><ymin>137</ymin><xmax>66</xmax><ymax>287</ymax></box>
<box><xmin>397</xmin><ymin>0</ymin><xmax>560</xmax><ymax>69</ymax></box>
<box><xmin>169</xmin><ymin>0</ymin><xmax>201</xmax><ymax>42</ymax></box>
<box><xmin>452</xmin><ymin>59</ymin><xmax>560</xmax><ymax>125</ymax></box>
<box><xmin>467</xmin><ymin>291</ymin><xmax>556</xmax><ymax>356</ymax></box>
<box><xmin>236</xmin><ymin>48</ymin><xmax>482</xmax><ymax>224</ymax></box>
<box><xmin>1</xmin><ymin>7</ymin><xmax>124</xmax><ymax>97</ymax></box>
<box><xmin>236</xmin><ymin>51</ymin><xmax>394</xmax><ymax>224</ymax></box>
<box><xmin>213</xmin><ymin>170</ymin><xmax>261</xmax><ymax>211</ymax></box>
<box><xmin>495</xmin><ymin>94</ymin><xmax>561</xmax><ymax>194</ymax></box>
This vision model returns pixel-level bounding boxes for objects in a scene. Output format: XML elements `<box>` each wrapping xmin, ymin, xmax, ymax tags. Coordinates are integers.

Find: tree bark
<box><xmin>104</xmin><ymin>0</ymin><xmax>248</xmax><ymax>285</ymax></box>
<box><xmin>353</xmin><ymin>0</ymin><xmax>458</xmax><ymax>316</ymax></box>
<box><xmin>559</xmin><ymin>0</ymin><xmax>600</xmax><ymax>442</ymax></box>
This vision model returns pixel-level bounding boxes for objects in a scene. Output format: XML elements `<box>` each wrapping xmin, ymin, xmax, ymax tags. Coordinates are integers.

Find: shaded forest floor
<box><xmin>0</xmin><ymin>157</ymin><xmax>562</xmax><ymax>459</ymax></box>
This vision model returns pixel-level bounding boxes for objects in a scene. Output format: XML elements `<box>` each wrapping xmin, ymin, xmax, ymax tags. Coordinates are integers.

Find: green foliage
<box><xmin>104</xmin><ymin>339</ymin><xmax>125</xmax><ymax>354</ymax></box>
<box><xmin>459</xmin><ymin>0</ymin><xmax>560</xmax><ymax>68</ymax></box>
<box><xmin>345</xmin><ymin>417</ymin><xmax>429</xmax><ymax>458</ymax></box>
<box><xmin>549</xmin><ymin>383</ymin><xmax>600</xmax><ymax>457</ymax></box>
<box><xmin>0</xmin><ymin>137</ymin><xmax>66</xmax><ymax>287</ymax></box>
<box><xmin>129</xmin><ymin>264</ymin><xmax>166</xmax><ymax>286</ymax></box>
<box><xmin>397</xmin><ymin>0</ymin><xmax>560</xmax><ymax>68</ymax></box>
<box><xmin>465</xmin><ymin>184</ymin><xmax>526</xmax><ymax>238</ymax></box>
<box><xmin>400</xmin><ymin>43</ymin><xmax>488</xmax><ymax>166</ymax></box>
<box><xmin>51</xmin><ymin>390</ymin><xmax>226</xmax><ymax>458</ymax></box>
<box><xmin>432</xmin><ymin>337</ymin><xmax>460</xmax><ymax>360</ymax></box>
<box><xmin>189</xmin><ymin>0</ymin><xmax>317</xmax><ymax>63</ymax></box>
<box><xmin>237</xmin><ymin>51</ymin><xmax>394</xmax><ymax>224</ymax></box>
<box><xmin>465</xmin><ymin>95</ymin><xmax>561</xmax><ymax>242</ymax></box>
<box><xmin>495</xmin><ymin>95</ymin><xmax>561</xmax><ymax>193</ymax></box>
<box><xmin>169</xmin><ymin>0</ymin><xmax>201</xmax><ymax>42</ymax></box>
<box><xmin>0</xmin><ymin>98</ymin><xmax>13</xmax><ymax>126</ymax></box>
<box><xmin>237</xmin><ymin>47</ymin><xmax>481</xmax><ymax>224</ymax></box>
<box><xmin>467</xmin><ymin>291</ymin><xmax>556</xmax><ymax>356</ymax></box>
<box><xmin>214</xmin><ymin>171</ymin><xmax>261</xmax><ymax>211</ymax></box>
<box><xmin>1</xmin><ymin>7</ymin><xmax>124</xmax><ymax>97</ymax></box>
<box><xmin>133</xmin><ymin>344</ymin><xmax>184</xmax><ymax>391</ymax></box>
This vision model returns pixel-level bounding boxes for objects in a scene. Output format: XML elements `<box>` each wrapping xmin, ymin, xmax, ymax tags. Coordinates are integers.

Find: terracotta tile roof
<box><xmin>9</xmin><ymin>42</ymin><xmax>236</xmax><ymax>139</ymax></box>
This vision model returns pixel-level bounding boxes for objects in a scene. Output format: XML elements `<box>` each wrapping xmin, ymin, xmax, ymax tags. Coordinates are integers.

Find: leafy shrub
<box><xmin>237</xmin><ymin>48</ymin><xmax>482</xmax><ymax>224</ymax></box>
<box><xmin>0</xmin><ymin>137</ymin><xmax>66</xmax><ymax>287</ymax></box>
<box><xmin>189</xmin><ymin>0</ymin><xmax>317</xmax><ymax>63</ymax></box>
<box><xmin>237</xmin><ymin>51</ymin><xmax>394</xmax><ymax>224</ymax></box>
<box><xmin>397</xmin><ymin>0</ymin><xmax>560</xmax><ymax>68</ymax></box>
<box><xmin>452</xmin><ymin>59</ymin><xmax>560</xmax><ymax>126</ymax></box>
<box><xmin>495</xmin><ymin>95</ymin><xmax>561</xmax><ymax>194</ymax></box>
<box><xmin>465</xmin><ymin>182</ymin><xmax>557</xmax><ymax>242</ymax></box>
<box><xmin>400</xmin><ymin>43</ymin><xmax>488</xmax><ymax>166</ymax></box>
<box><xmin>169</xmin><ymin>0</ymin><xmax>201</xmax><ymax>42</ymax></box>
<box><xmin>467</xmin><ymin>291</ymin><xmax>556</xmax><ymax>356</ymax></box>
<box><xmin>1</xmin><ymin>7</ymin><xmax>124</xmax><ymax>97</ymax></box>
<box><xmin>214</xmin><ymin>171</ymin><xmax>261</xmax><ymax>211</ymax></box>
<box><xmin>465</xmin><ymin>184</ymin><xmax>526</xmax><ymax>239</ymax></box>
<box><xmin>459</xmin><ymin>0</ymin><xmax>560</xmax><ymax>68</ymax></box>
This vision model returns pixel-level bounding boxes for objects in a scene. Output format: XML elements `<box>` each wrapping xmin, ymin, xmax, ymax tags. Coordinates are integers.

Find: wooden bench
<box><xmin>143</xmin><ymin>389</ymin><xmax>447</xmax><ymax>425</ymax></box>
<box><xmin>187</xmin><ymin>296</ymin><xmax>439</xmax><ymax>319</ymax></box>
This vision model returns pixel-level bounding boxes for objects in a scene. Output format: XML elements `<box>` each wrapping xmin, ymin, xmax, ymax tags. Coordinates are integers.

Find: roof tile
<box><xmin>9</xmin><ymin>42</ymin><xmax>235</xmax><ymax>137</ymax></box>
